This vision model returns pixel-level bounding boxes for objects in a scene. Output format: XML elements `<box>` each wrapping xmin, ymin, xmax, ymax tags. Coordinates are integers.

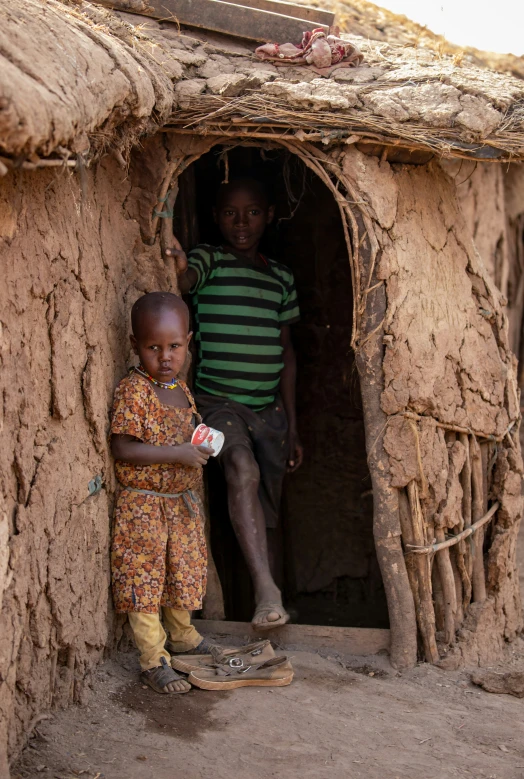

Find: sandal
<box><xmin>251</xmin><ymin>603</ymin><xmax>290</xmax><ymax>631</ymax></box>
<box><xmin>141</xmin><ymin>656</ymin><xmax>191</xmax><ymax>694</ymax></box>
<box><xmin>171</xmin><ymin>639</ymin><xmax>275</xmax><ymax>674</ymax></box>
<box><xmin>166</xmin><ymin>636</ymin><xmax>218</xmax><ymax>657</ymax></box>
<box><xmin>189</xmin><ymin>656</ymin><xmax>294</xmax><ymax>690</ymax></box>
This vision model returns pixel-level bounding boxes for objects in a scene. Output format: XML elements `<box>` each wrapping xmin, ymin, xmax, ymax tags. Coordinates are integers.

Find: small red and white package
<box><xmin>191</xmin><ymin>424</ymin><xmax>224</xmax><ymax>456</ymax></box>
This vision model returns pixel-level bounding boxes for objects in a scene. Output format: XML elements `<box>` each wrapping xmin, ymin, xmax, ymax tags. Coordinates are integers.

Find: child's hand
<box><xmin>165</xmin><ymin>243</ymin><xmax>188</xmax><ymax>275</ymax></box>
<box><xmin>287</xmin><ymin>430</ymin><xmax>303</xmax><ymax>473</ymax></box>
<box><xmin>173</xmin><ymin>442</ymin><xmax>214</xmax><ymax>466</ymax></box>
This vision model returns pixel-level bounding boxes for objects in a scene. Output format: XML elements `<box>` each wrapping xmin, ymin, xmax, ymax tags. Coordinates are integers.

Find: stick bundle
<box><xmin>401</xmin><ymin>423</ymin><xmax>500</xmax><ymax>658</ymax></box>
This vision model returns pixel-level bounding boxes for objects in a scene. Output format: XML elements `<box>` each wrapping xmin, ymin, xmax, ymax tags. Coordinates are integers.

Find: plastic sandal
<box><xmin>166</xmin><ymin>636</ymin><xmax>218</xmax><ymax>657</ymax></box>
<box><xmin>141</xmin><ymin>656</ymin><xmax>191</xmax><ymax>694</ymax></box>
<box><xmin>188</xmin><ymin>656</ymin><xmax>294</xmax><ymax>690</ymax></box>
<box><xmin>171</xmin><ymin>639</ymin><xmax>275</xmax><ymax>674</ymax></box>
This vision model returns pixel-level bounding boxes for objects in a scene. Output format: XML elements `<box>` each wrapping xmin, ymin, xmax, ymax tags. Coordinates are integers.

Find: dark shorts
<box><xmin>194</xmin><ymin>393</ymin><xmax>288</xmax><ymax>528</ymax></box>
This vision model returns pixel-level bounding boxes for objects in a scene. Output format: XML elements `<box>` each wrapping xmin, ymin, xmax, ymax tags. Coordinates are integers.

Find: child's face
<box><xmin>130</xmin><ymin>309</ymin><xmax>192</xmax><ymax>383</ymax></box>
<box><xmin>214</xmin><ymin>185</ymin><xmax>274</xmax><ymax>255</ymax></box>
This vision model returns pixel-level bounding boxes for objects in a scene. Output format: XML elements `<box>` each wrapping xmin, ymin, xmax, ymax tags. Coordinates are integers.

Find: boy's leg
<box><xmin>162</xmin><ymin>608</ymin><xmax>203</xmax><ymax>652</ymax></box>
<box><xmin>128</xmin><ymin>612</ymin><xmax>189</xmax><ymax>692</ymax></box>
<box><xmin>222</xmin><ymin>445</ymin><xmax>285</xmax><ymax>626</ymax></box>
<box><xmin>195</xmin><ymin>394</ymin><xmax>288</xmax><ymax>628</ymax></box>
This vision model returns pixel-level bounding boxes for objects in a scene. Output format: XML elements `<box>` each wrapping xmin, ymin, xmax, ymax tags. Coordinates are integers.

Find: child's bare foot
<box><xmin>141</xmin><ymin>657</ymin><xmax>191</xmax><ymax>694</ymax></box>
<box><xmin>252</xmin><ymin>583</ymin><xmax>290</xmax><ymax>630</ymax></box>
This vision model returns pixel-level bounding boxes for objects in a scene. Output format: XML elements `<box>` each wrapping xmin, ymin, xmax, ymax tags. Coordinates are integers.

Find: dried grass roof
<box><xmin>1</xmin><ymin>0</ymin><xmax>524</xmax><ymax>163</ymax></box>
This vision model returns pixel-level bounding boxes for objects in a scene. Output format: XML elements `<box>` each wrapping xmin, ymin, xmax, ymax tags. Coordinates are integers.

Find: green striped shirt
<box><xmin>188</xmin><ymin>245</ymin><xmax>300</xmax><ymax>408</ymax></box>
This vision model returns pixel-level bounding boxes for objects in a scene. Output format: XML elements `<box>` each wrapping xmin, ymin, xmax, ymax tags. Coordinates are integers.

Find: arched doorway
<box><xmin>172</xmin><ymin>143</ymin><xmax>389</xmax><ymax>629</ymax></box>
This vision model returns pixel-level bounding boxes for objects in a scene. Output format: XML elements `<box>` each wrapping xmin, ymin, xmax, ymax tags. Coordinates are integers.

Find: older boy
<box><xmin>168</xmin><ymin>178</ymin><xmax>302</xmax><ymax>629</ymax></box>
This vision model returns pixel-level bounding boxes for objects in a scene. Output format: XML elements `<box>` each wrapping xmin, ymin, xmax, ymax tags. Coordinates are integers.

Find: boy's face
<box><xmin>214</xmin><ymin>185</ymin><xmax>274</xmax><ymax>255</ymax></box>
<box><xmin>130</xmin><ymin>309</ymin><xmax>192</xmax><ymax>383</ymax></box>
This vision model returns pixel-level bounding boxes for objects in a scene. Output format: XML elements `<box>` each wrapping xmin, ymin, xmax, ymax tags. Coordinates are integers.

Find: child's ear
<box><xmin>187</xmin><ymin>331</ymin><xmax>193</xmax><ymax>345</ymax></box>
<box><xmin>130</xmin><ymin>334</ymin><xmax>138</xmax><ymax>354</ymax></box>
<box><xmin>267</xmin><ymin>205</ymin><xmax>275</xmax><ymax>225</ymax></box>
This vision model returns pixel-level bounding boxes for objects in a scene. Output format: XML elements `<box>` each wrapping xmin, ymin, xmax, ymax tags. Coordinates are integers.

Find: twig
<box><xmin>0</xmin><ymin>155</ymin><xmax>78</xmax><ymax>172</ymax></box>
<box><xmin>400</xmin><ymin>411</ymin><xmax>518</xmax><ymax>443</ymax></box>
<box><xmin>405</xmin><ymin>502</ymin><xmax>499</xmax><ymax>555</ymax></box>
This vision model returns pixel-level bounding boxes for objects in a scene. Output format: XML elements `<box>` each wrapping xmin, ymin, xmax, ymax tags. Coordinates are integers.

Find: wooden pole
<box><xmin>399</xmin><ymin>489</ymin><xmax>427</xmax><ymax>656</ymax></box>
<box><xmin>354</xmin><ymin>243</ymin><xmax>418</xmax><ymax>669</ymax></box>
<box><xmin>431</xmin><ymin>561</ymin><xmax>445</xmax><ymax>632</ymax></box>
<box><xmin>459</xmin><ymin>432</ymin><xmax>473</xmax><ymax>580</ymax></box>
<box><xmin>454</xmin><ymin>432</ymin><xmax>472</xmax><ymax>611</ymax></box>
<box><xmin>407</xmin><ymin>480</ymin><xmax>439</xmax><ymax>663</ymax></box>
<box><xmin>451</xmin><ymin>548</ymin><xmax>465</xmax><ymax>628</ymax></box>
<box><xmin>434</xmin><ymin>526</ymin><xmax>457</xmax><ymax>645</ymax></box>
<box><xmin>470</xmin><ymin>437</ymin><xmax>487</xmax><ymax>602</ymax></box>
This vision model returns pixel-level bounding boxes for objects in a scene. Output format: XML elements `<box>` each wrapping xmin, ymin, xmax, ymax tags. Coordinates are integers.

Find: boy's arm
<box><xmin>164</xmin><ymin>245</ymin><xmax>198</xmax><ymax>294</ymax></box>
<box><xmin>280</xmin><ymin>325</ymin><xmax>303</xmax><ymax>472</ymax></box>
<box><xmin>111</xmin><ymin>435</ymin><xmax>212</xmax><ymax>467</ymax></box>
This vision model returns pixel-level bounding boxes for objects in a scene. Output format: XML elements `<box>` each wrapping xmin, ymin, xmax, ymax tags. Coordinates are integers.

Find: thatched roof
<box><xmin>1</xmin><ymin>0</ymin><xmax>524</xmax><ymax>164</ymax></box>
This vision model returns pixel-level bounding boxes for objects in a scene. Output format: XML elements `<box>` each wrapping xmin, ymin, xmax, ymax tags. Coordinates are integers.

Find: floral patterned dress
<box><xmin>110</xmin><ymin>371</ymin><xmax>207</xmax><ymax>613</ymax></box>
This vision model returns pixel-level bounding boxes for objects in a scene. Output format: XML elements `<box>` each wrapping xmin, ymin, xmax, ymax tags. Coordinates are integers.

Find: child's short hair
<box><xmin>216</xmin><ymin>176</ymin><xmax>273</xmax><ymax>207</ymax></box>
<box><xmin>131</xmin><ymin>292</ymin><xmax>189</xmax><ymax>337</ymax></box>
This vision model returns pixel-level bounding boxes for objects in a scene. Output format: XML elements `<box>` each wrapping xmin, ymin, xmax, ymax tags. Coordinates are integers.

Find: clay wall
<box><xmin>442</xmin><ymin>160</ymin><xmax>524</xmax><ymax>360</ymax></box>
<box><xmin>341</xmin><ymin>147</ymin><xmax>522</xmax><ymax>663</ymax></box>
<box><xmin>442</xmin><ymin>159</ymin><xmax>524</xmax><ymax>438</ymax></box>
<box><xmin>0</xmin><ymin>158</ymin><xmax>171</xmax><ymax>768</ymax></box>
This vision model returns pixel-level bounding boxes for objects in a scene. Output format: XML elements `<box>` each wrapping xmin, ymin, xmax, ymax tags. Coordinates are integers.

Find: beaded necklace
<box><xmin>135</xmin><ymin>365</ymin><xmax>179</xmax><ymax>390</ymax></box>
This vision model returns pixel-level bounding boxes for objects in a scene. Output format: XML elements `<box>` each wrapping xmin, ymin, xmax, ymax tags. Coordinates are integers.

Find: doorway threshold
<box><xmin>193</xmin><ymin>619</ymin><xmax>390</xmax><ymax>656</ymax></box>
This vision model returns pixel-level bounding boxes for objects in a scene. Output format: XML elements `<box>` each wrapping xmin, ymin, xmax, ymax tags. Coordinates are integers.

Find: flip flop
<box><xmin>171</xmin><ymin>640</ymin><xmax>275</xmax><ymax>674</ymax></box>
<box><xmin>251</xmin><ymin>603</ymin><xmax>290</xmax><ymax>631</ymax></box>
<box><xmin>188</xmin><ymin>656</ymin><xmax>294</xmax><ymax>691</ymax></box>
<box><xmin>141</xmin><ymin>656</ymin><xmax>191</xmax><ymax>694</ymax></box>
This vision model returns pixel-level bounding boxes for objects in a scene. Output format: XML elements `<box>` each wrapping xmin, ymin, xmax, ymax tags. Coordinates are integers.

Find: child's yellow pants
<box><xmin>128</xmin><ymin>608</ymin><xmax>203</xmax><ymax>670</ymax></box>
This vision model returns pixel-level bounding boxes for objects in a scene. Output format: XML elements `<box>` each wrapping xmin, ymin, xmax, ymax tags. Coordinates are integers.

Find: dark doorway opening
<box><xmin>173</xmin><ymin>143</ymin><xmax>388</xmax><ymax>629</ymax></box>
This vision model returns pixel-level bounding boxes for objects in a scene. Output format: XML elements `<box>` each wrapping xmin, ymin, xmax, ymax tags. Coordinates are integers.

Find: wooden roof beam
<box><xmin>95</xmin><ymin>0</ymin><xmax>331</xmax><ymax>42</ymax></box>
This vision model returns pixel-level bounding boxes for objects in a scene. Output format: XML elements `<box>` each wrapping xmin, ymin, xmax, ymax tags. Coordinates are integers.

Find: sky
<box><xmin>376</xmin><ymin>0</ymin><xmax>524</xmax><ymax>56</ymax></box>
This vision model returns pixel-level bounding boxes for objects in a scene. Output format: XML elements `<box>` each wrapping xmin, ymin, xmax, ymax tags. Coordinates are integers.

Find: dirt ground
<box><xmin>10</xmin><ymin>514</ymin><xmax>524</xmax><ymax>779</ymax></box>
<box><xmin>12</xmin><ymin>547</ymin><xmax>524</xmax><ymax>779</ymax></box>
<box><xmin>11</xmin><ymin>643</ymin><xmax>524</xmax><ymax>779</ymax></box>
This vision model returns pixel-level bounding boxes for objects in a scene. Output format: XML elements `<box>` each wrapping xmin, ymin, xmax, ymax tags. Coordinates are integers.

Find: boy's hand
<box><xmin>287</xmin><ymin>430</ymin><xmax>303</xmax><ymax>473</ymax></box>
<box><xmin>165</xmin><ymin>243</ymin><xmax>188</xmax><ymax>275</ymax></box>
<box><xmin>173</xmin><ymin>443</ymin><xmax>214</xmax><ymax>467</ymax></box>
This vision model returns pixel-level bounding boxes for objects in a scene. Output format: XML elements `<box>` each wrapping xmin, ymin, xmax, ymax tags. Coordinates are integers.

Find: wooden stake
<box><xmin>451</xmin><ymin>547</ymin><xmax>465</xmax><ymax>628</ymax></box>
<box><xmin>407</xmin><ymin>481</ymin><xmax>439</xmax><ymax>663</ymax></box>
<box><xmin>431</xmin><ymin>561</ymin><xmax>445</xmax><ymax>632</ymax></box>
<box><xmin>459</xmin><ymin>432</ymin><xmax>473</xmax><ymax>580</ymax></box>
<box><xmin>470</xmin><ymin>437</ymin><xmax>487</xmax><ymax>603</ymax></box>
<box><xmin>434</xmin><ymin>526</ymin><xmax>457</xmax><ymax>645</ymax></box>
<box><xmin>399</xmin><ymin>489</ymin><xmax>425</xmax><ymax>656</ymax></box>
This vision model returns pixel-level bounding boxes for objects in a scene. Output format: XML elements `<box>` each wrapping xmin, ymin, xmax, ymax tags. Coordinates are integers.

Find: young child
<box><xmin>110</xmin><ymin>291</ymin><xmax>215</xmax><ymax>694</ymax></box>
<box><xmin>167</xmin><ymin>177</ymin><xmax>303</xmax><ymax>630</ymax></box>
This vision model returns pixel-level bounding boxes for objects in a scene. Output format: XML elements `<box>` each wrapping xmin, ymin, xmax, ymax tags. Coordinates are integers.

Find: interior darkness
<box><xmin>173</xmin><ymin>145</ymin><xmax>388</xmax><ymax>628</ymax></box>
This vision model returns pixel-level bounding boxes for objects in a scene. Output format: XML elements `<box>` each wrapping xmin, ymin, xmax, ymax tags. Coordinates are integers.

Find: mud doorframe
<box><xmin>127</xmin><ymin>132</ymin><xmax>418</xmax><ymax>670</ymax></box>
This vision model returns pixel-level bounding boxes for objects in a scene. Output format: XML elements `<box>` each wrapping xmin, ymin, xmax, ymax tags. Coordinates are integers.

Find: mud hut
<box><xmin>1</xmin><ymin>0</ymin><xmax>524</xmax><ymax>769</ymax></box>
